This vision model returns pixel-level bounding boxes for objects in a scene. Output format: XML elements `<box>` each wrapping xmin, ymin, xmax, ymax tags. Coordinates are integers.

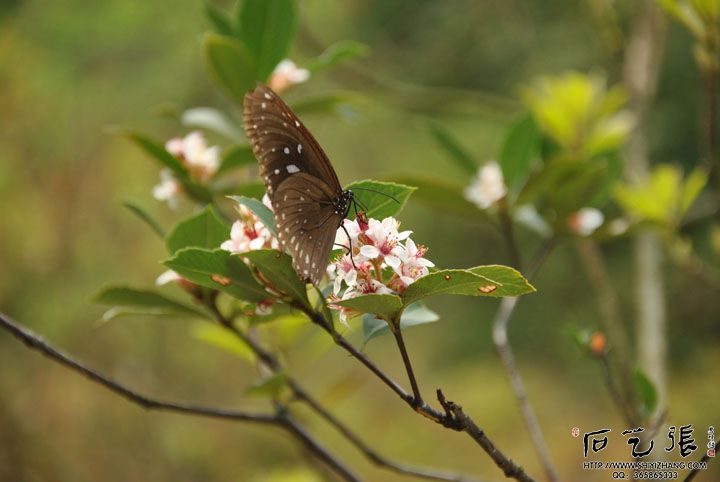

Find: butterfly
<box><xmin>243</xmin><ymin>84</ymin><xmax>354</xmax><ymax>285</ymax></box>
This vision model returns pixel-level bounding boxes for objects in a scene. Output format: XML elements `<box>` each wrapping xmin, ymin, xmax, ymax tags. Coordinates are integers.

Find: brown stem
<box><xmin>437</xmin><ymin>390</ymin><xmax>535</xmax><ymax>482</ymax></box>
<box><xmin>392</xmin><ymin>324</ymin><xmax>423</xmax><ymax>404</ymax></box>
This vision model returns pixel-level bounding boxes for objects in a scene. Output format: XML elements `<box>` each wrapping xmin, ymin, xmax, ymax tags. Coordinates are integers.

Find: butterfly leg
<box><xmin>339</xmin><ymin>223</ymin><xmax>358</xmax><ymax>270</ymax></box>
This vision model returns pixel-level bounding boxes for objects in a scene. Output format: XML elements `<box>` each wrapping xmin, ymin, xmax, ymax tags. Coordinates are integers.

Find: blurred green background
<box><xmin>0</xmin><ymin>1</ymin><xmax>718</xmax><ymax>481</ymax></box>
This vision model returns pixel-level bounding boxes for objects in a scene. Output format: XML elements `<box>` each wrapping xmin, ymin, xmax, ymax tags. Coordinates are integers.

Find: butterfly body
<box><xmin>244</xmin><ymin>84</ymin><xmax>352</xmax><ymax>285</ymax></box>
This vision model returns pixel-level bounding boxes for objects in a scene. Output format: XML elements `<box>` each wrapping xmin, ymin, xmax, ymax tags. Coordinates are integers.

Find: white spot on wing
<box><xmin>305</xmin><ymin>254</ymin><xmax>310</xmax><ymax>264</ymax></box>
<box><xmin>284</xmin><ymin>147</ymin><xmax>290</xmax><ymax>155</ymax></box>
<box><xmin>286</xmin><ymin>164</ymin><xmax>300</xmax><ymax>173</ymax></box>
<box><xmin>297</xmin><ymin>144</ymin><xmax>302</xmax><ymax>154</ymax></box>
<box><xmin>264</xmin><ymin>92</ymin><xmax>272</xmax><ymax>99</ymax></box>
<box><xmin>274</xmin><ymin>169</ymin><xmax>280</xmax><ymax>175</ymax></box>
<box><xmin>261</xmin><ymin>102</ymin><xmax>267</xmax><ymax>109</ymax></box>
<box><xmin>295</xmin><ymin>120</ymin><xmax>300</xmax><ymax>127</ymax></box>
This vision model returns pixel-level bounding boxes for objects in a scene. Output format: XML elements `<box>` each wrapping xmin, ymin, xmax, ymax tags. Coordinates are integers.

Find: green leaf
<box><xmin>499</xmin><ymin>113</ymin><xmax>541</xmax><ymax>189</ymax></box>
<box><xmin>345</xmin><ymin>180</ymin><xmax>416</xmax><ymax>220</ymax></box>
<box><xmin>217</xmin><ymin>144</ymin><xmax>257</xmax><ymax>176</ymax></box>
<box><xmin>402</xmin><ymin>268</ymin><xmax>534</xmax><ymax>306</ymax></box>
<box><xmin>633</xmin><ymin>367</ymin><xmax>658</xmax><ymax>417</ymax></box>
<box><xmin>204</xmin><ymin>33</ymin><xmax>257</xmax><ymax>102</ymax></box>
<box><xmin>239</xmin><ymin>0</ymin><xmax>297</xmax><ymax>80</ymax></box>
<box><xmin>429</xmin><ymin>122</ymin><xmax>477</xmax><ymax>175</ymax></box>
<box><xmin>228</xmin><ymin>195</ymin><xmax>277</xmax><ymax>235</ymax></box>
<box><xmin>181</xmin><ymin>107</ymin><xmax>244</xmax><ymax>141</ymax></box>
<box><xmin>244</xmin><ymin>373</ymin><xmax>288</xmax><ymax>398</ymax></box>
<box><xmin>306</xmin><ymin>40</ymin><xmax>370</xmax><ymax>72</ymax></box>
<box><xmin>122</xmin><ymin>201</ymin><xmax>165</xmax><ymax>238</ymax></box>
<box><xmin>240</xmin><ymin>249</ymin><xmax>310</xmax><ymax>308</ymax></box>
<box><xmin>680</xmin><ymin>167</ymin><xmax>708</xmax><ymax>216</ymax></box>
<box><xmin>467</xmin><ymin>265</ymin><xmax>536</xmax><ymax>297</ymax></box>
<box><xmin>362</xmin><ymin>302</ymin><xmax>439</xmax><ymax>344</ymax></box>
<box><xmin>192</xmin><ymin>323</ymin><xmax>255</xmax><ymax>362</ymax></box>
<box><xmin>205</xmin><ymin>2</ymin><xmax>234</xmax><ymax>36</ymax></box>
<box><xmin>164</xmin><ymin>248</ymin><xmax>270</xmax><ymax>302</ymax></box>
<box><xmin>94</xmin><ymin>286</ymin><xmax>207</xmax><ymax>318</ymax></box>
<box><xmin>166</xmin><ymin>206</ymin><xmax>230</xmax><ymax>254</ymax></box>
<box><xmin>391</xmin><ymin>174</ymin><xmax>482</xmax><ymax>217</ymax></box>
<box><xmin>333</xmin><ymin>293</ymin><xmax>403</xmax><ymax>321</ymax></box>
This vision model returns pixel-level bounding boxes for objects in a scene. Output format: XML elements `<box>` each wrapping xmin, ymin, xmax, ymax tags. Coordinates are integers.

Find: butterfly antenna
<box><xmin>352</xmin><ymin>197</ymin><xmax>368</xmax><ymax>213</ymax></box>
<box><xmin>351</xmin><ymin>187</ymin><xmax>401</xmax><ymax>204</ymax></box>
<box><xmin>340</xmin><ymin>223</ymin><xmax>358</xmax><ymax>269</ymax></box>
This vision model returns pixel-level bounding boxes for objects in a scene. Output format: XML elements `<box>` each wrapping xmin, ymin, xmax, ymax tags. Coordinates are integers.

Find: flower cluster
<box><xmin>220</xmin><ymin>195</ymin><xmax>279</xmax><ymax>315</ymax></box>
<box><xmin>153</xmin><ymin>131</ymin><xmax>221</xmax><ymax>208</ymax></box>
<box><xmin>327</xmin><ymin>216</ymin><xmax>434</xmax><ymax>323</ymax></box>
<box><xmin>221</xmin><ymin>195</ymin><xmax>279</xmax><ymax>254</ymax></box>
<box><xmin>464</xmin><ymin>160</ymin><xmax>507</xmax><ymax>210</ymax></box>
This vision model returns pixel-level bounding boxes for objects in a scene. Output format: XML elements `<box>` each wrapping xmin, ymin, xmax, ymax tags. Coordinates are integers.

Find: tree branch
<box><xmin>0</xmin><ymin>311</ymin><xmax>277</xmax><ymax>423</ymax></box>
<box><xmin>209</xmin><ymin>301</ymin><xmax>478</xmax><ymax>482</ymax></box>
<box><xmin>278</xmin><ymin>411</ymin><xmax>362</xmax><ymax>482</ymax></box>
<box><xmin>0</xmin><ymin>311</ymin><xmax>371</xmax><ymax>482</ymax></box>
<box><xmin>295</xmin><ymin>304</ymin><xmax>537</xmax><ymax>482</ymax></box>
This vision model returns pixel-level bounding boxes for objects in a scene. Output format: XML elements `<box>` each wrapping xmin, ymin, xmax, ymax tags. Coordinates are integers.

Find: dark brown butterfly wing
<box><xmin>272</xmin><ymin>173</ymin><xmax>342</xmax><ymax>284</ymax></box>
<box><xmin>243</xmin><ymin>84</ymin><xmax>348</xmax><ymax>285</ymax></box>
<box><xmin>243</xmin><ymin>84</ymin><xmax>342</xmax><ymax>197</ymax></box>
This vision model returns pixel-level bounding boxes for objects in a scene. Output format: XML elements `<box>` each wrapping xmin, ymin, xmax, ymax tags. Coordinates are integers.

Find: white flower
<box><xmin>221</xmin><ymin>218</ymin><xmax>278</xmax><ymax>254</ymax></box>
<box><xmin>568</xmin><ymin>207</ymin><xmax>604</xmax><ymax>236</ymax></box>
<box><xmin>156</xmin><ymin>270</ymin><xmax>182</xmax><ymax>286</ymax></box>
<box><xmin>464</xmin><ymin>160</ymin><xmax>507</xmax><ymax>209</ymax></box>
<box><xmin>153</xmin><ymin>169</ymin><xmax>182</xmax><ymax>209</ymax></box>
<box><xmin>358</xmin><ymin>217</ymin><xmax>411</xmax><ymax>268</ymax></box>
<box><xmin>165</xmin><ymin>131</ymin><xmax>220</xmax><ymax>183</ymax></box>
<box><xmin>269</xmin><ymin>59</ymin><xmax>310</xmax><ymax>93</ymax></box>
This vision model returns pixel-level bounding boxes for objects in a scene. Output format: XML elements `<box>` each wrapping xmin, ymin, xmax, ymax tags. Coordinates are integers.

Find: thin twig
<box><xmin>209</xmin><ymin>301</ymin><xmax>477</xmax><ymax>482</ymax></box>
<box><xmin>278</xmin><ymin>411</ymin><xmax>361</xmax><ymax>482</ymax></box>
<box><xmin>0</xmin><ymin>311</ymin><xmax>277</xmax><ymax>423</ymax></box>
<box><xmin>489</xmin><ymin>238</ymin><xmax>560</xmax><ymax>482</ymax></box>
<box><xmin>392</xmin><ymin>326</ymin><xmax>423</xmax><ymax>405</ymax></box>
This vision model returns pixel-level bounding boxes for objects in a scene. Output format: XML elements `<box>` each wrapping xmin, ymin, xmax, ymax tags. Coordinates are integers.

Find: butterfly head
<box><xmin>334</xmin><ymin>190</ymin><xmax>354</xmax><ymax>219</ymax></box>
